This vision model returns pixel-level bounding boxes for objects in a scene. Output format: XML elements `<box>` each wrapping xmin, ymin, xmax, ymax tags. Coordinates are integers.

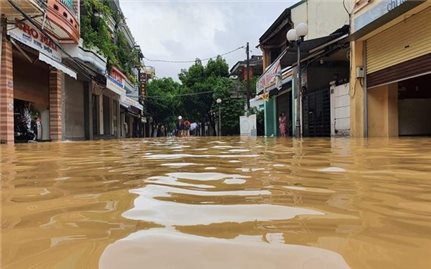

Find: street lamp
<box><xmin>287</xmin><ymin>22</ymin><xmax>308</xmax><ymax>138</ymax></box>
<box><xmin>216</xmin><ymin>98</ymin><xmax>222</xmax><ymax>136</ymax></box>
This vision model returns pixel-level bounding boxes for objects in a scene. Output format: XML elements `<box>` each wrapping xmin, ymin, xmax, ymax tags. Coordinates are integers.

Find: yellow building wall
<box><xmin>262</xmin><ymin>49</ymin><xmax>271</xmax><ymax>71</ymax></box>
<box><xmin>367</xmin><ymin>83</ymin><xmax>398</xmax><ymax>137</ymax></box>
<box><xmin>350</xmin><ymin>1</ymin><xmax>431</xmax><ymax>137</ymax></box>
<box><xmin>367</xmin><ymin>7</ymin><xmax>431</xmax><ymax>74</ymax></box>
<box><xmin>350</xmin><ymin>40</ymin><xmax>365</xmax><ymax>137</ymax></box>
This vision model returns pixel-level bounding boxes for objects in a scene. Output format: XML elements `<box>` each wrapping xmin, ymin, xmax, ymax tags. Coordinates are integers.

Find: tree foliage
<box><xmin>147</xmin><ymin>56</ymin><xmax>246</xmax><ymax>135</ymax></box>
<box><xmin>80</xmin><ymin>0</ymin><xmax>140</xmax><ymax>84</ymax></box>
<box><xmin>212</xmin><ymin>78</ymin><xmax>245</xmax><ymax>135</ymax></box>
<box><xmin>146</xmin><ymin>78</ymin><xmax>182</xmax><ymax>126</ymax></box>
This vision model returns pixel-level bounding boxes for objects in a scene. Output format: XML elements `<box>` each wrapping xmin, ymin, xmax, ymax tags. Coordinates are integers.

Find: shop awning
<box><xmin>120</xmin><ymin>95</ymin><xmax>143</xmax><ymax>111</ymax></box>
<box><xmin>39</xmin><ymin>53</ymin><xmax>77</xmax><ymax>79</ymax></box>
<box><xmin>127</xmin><ymin>108</ymin><xmax>141</xmax><ymax>118</ymax></box>
<box><xmin>280</xmin><ymin>33</ymin><xmax>348</xmax><ymax>68</ymax></box>
<box><xmin>256</xmin><ymin>27</ymin><xmax>349</xmax><ymax>95</ymax></box>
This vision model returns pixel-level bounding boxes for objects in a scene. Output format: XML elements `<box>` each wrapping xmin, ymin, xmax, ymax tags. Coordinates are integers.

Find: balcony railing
<box><xmin>124</xmin><ymin>78</ymin><xmax>139</xmax><ymax>97</ymax></box>
<box><xmin>59</xmin><ymin>0</ymin><xmax>77</xmax><ymax>15</ymax></box>
<box><xmin>46</xmin><ymin>0</ymin><xmax>80</xmax><ymax>43</ymax></box>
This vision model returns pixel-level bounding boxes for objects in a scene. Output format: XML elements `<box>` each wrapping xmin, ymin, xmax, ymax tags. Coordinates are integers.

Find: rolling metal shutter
<box><xmin>367</xmin><ymin>7</ymin><xmax>431</xmax><ymax>75</ymax></box>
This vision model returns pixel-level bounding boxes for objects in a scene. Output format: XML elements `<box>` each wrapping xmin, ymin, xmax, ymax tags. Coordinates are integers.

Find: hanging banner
<box><xmin>256</xmin><ymin>58</ymin><xmax>282</xmax><ymax>95</ymax></box>
<box><xmin>7</xmin><ymin>19</ymin><xmax>61</xmax><ymax>62</ymax></box>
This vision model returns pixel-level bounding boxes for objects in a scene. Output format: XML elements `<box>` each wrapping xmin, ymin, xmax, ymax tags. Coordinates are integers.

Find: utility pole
<box><xmin>246</xmin><ymin>42</ymin><xmax>251</xmax><ymax>110</ymax></box>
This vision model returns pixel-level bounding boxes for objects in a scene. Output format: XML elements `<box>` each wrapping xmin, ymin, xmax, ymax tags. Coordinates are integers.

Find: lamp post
<box><xmin>216</xmin><ymin>98</ymin><xmax>222</xmax><ymax>136</ymax></box>
<box><xmin>287</xmin><ymin>22</ymin><xmax>308</xmax><ymax>138</ymax></box>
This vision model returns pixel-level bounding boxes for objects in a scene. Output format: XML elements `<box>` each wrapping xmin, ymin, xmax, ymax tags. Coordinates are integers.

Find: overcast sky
<box><xmin>120</xmin><ymin>0</ymin><xmax>300</xmax><ymax>81</ymax></box>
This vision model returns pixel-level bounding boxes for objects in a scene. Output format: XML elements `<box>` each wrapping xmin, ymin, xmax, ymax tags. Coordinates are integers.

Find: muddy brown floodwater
<box><xmin>1</xmin><ymin>137</ymin><xmax>431</xmax><ymax>269</ymax></box>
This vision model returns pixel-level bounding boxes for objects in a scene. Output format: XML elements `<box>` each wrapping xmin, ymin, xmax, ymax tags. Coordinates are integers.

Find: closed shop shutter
<box><xmin>367</xmin><ymin>7</ymin><xmax>431</xmax><ymax>75</ymax></box>
<box><xmin>303</xmin><ymin>88</ymin><xmax>330</xmax><ymax>137</ymax></box>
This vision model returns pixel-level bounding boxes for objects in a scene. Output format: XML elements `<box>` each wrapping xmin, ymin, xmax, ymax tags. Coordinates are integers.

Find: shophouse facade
<box><xmin>1</xmin><ymin>0</ymin><xmax>149</xmax><ymax>144</ymax></box>
<box><xmin>350</xmin><ymin>0</ymin><xmax>431</xmax><ymax>137</ymax></box>
<box><xmin>257</xmin><ymin>0</ymin><xmax>350</xmax><ymax>137</ymax></box>
<box><xmin>1</xmin><ymin>0</ymin><xmax>81</xmax><ymax>144</ymax></box>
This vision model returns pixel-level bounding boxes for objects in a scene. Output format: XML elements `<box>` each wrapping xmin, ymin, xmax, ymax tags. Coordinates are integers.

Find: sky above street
<box><xmin>120</xmin><ymin>0</ymin><xmax>301</xmax><ymax>80</ymax></box>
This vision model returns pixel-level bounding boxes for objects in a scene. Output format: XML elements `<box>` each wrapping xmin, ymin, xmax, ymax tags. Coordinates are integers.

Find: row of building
<box><xmin>0</xmin><ymin>0</ymin><xmax>155</xmax><ymax>144</ymax></box>
<box><xmin>240</xmin><ymin>0</ymin><xmax>431</xmax><ymax>137</ymax></box>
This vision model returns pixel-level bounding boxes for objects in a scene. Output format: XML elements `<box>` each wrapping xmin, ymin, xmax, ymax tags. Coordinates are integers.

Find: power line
<box><xmin>145</xmin><ymin>90</ymin><xmax>214</xmax><ymax>99</ymax></box>
<box><xmin>143</xmin><ymin>46</ymin><xmax>245</xmax><ymax>63</ymax></box>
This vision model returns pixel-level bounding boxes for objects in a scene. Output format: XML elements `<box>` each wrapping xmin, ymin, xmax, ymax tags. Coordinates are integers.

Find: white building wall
<box><xmin>331</xmin><ymin>83</ymin><xmax>350</xmax><ymax>136</ymax></box>
<box><xmin>291</xmin><ymin>0</ymin><xmax>350</xmax><ymax>40</ymax></box>
<box><xmin>291</xmin><ymin>2</ymin><xmax>308</xmax><ymax>32</ymax></box>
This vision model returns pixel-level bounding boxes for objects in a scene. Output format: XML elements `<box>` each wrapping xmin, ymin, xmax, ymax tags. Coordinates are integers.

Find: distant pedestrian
<box><xmin>204</xmin><ymin>122</ymin><xmax>209</xmax><ymax>136</ymax></box>
<box><xmin>153</xmin><ymin>124</ymin><xmax>158</xmax><ymax>137</ymax></box>
<box><xmin>124</xmin><ymin>122</ymin><xmax>128</xmax><ymax>137</ymax></box>
<box><xmin>160</xmin><ymin>125</ymin><xmax>166</xmax><ymax>137</ymax></box>
<box><xmin>184</xmin><ymin>119</ymin><xmax>191</xmax><ymax>137</ymax></box>
<box><xmin>279</xmin><ymin>112</ymin><xmax>287</xmax><ymax>137</ymax></box>
<box><xmin>190</xmin><ymin>122</ymin><xmax>198</xmax><ymax>136</ymax></box>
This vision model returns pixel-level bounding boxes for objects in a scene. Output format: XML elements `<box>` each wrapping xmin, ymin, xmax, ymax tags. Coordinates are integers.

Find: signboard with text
<box><xmin>7</xmin><ymin>19</ymin><xmax>61</xmax><ymax>62</ymax></box>
<box><xmin>256</xmin><ymin>59</ymin><xmax>281</xmax><ymax>94</ymax></box>
<box><xmin>353</xmin><ymin>0</ymin><xmax>408</xmax><ymax>33</ymax></box>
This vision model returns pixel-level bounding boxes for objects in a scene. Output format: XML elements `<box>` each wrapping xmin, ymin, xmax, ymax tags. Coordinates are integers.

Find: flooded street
<box><xmin>1</xmin><ymin>137</ymin><xmax>431</xmax><ymax>269</ymax></box>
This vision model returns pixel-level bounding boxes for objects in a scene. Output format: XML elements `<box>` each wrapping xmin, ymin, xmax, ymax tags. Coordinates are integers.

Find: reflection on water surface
<box><xmin>2</xmin><ymin>137</ymin><xmax>431</xmax><ymax>269</ymax></box>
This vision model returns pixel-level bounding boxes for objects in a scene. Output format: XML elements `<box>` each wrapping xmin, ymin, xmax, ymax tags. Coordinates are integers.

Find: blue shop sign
<box><xmin>354</xmin><ymin>0</ymin><xmax>407</xmax><ymax>33</ymax></box>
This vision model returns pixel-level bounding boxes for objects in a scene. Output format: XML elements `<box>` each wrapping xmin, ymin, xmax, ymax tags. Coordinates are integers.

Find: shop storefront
<box><xmin>92</xmin><ymin>76</ymin><xmax>121</xmax><ymax>139</ymax></box>
<box><xmin>63</xmin><ymin>39</ymin><xmax>109</xmax><ymax>141</ymax></box>
<box><xmin>120</xmin><ymin>95</ymin><xmax>143</xmax><ymax>138</ymax></box>
<box><xmin>64</xmin><ymin>76</ymin><xmax>86</xmax><ymax>140</ymax></box>
<box><xmin>350</xmin><ymin>0</ymin><xmax>431</xmax><ymax>137</ymax></box>
<box><xmin>1</xmin><ymin>19</ymin><xmax>77</xmax><ymax>143</ymax></box>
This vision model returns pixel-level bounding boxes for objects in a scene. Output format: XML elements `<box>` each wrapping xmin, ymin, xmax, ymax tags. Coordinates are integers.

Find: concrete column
<box><xmin>49</xmin><ymin>70</ymin><xmax>63</xmax><ymax>141</ymax></box>
<box><xmin>368</xmin><ymin>83</ymin><xmax>399</xmax><ymax>137</ymax></box>
<box><xmin>116</xmin><ymin>101</ymin><xmax>120</xmax><ymax>138</ymax></box>
<box><xmin>0</xmin><ymin>35</ymin><xmax>14</xmax><ymax>144</ymax></box>
<box><xmin>109</xmin><ymin>97</ymin><xmax>113</xmax><ymax>136</ymax></box>
<box><xmin>387</xmin><ymin>83</ymin><xmax>399</xmax><ymax>137</ymax></box>
<box><xmin>99</xmin><ymin>94</ymin><xmax>104</xmax><ymax>135</ymax></box>
<box><xmin>84</xmin><ymin>81</ymin><xmax>93</xmax><ymax>140</ymax></box>
<box><xmin>350</xmin><ymin>40</ymin><xmax>365</xmax><ymax>137</ymax></box>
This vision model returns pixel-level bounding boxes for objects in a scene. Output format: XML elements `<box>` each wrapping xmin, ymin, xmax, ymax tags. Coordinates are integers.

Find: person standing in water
<box><xmin>279</xmin><ymin>112</ymin><xmax>287</xmax><ymax>137</ymax></box>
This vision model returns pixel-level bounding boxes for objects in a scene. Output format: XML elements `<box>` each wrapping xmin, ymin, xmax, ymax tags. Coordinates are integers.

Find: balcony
<box><xmin>0</xmin><ymin>0</ymin><xmax>46</xmax><ymax>19</ymax></box>
<box><xmin>119</xmin><ymin>23</ymin><xmax>136</xmax><ymax>48</ymax></box>
<box><xmin>44</xmin><ymin>0</ymin><xmax>80</xmax><ymax>43</ymax></box>
<box><xmin>1</xmin><ymin>0</ymin><xmax>79</xmax><ymax>43</ymax></box>
<box><xmin>63</xmin><ymin>39</ymin><xmax>107</xmax><ymax>74</ymax></box>
<box><xmin>125</xmin><ymin>78</ymin><xmax>139</xmax><ymax>98</ymax></box>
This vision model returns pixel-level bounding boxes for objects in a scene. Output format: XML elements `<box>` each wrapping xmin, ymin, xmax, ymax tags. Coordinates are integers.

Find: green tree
<box><xmin>80</xmin><ymin>0</ymin><xmax>141</xmax><ymax>84</ymax></box>
<box><xmin>178</xmin><ymin>56</ymin><xmax>232</xmax><ymax>124</ymax></box>
<box><xmin>212</xmin><ymin>78</ymin><xmax>245</xmax><ymax>135</ymax></box>
<box><xmin>146</xmin><ymin>78</ymin><xmax>182</xmax><ymax>126</ymax></box>
<box><xmin>147</xmin><ymin>56</ymin><xmax>246</xmax><ymax>135</ymax></box>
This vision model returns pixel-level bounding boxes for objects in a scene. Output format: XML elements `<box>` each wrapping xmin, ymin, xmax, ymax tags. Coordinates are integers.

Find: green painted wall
<box><xmin>264</xmin><ymin>97</ymin><xmax>277</xmax><ymax>137</ymax></box>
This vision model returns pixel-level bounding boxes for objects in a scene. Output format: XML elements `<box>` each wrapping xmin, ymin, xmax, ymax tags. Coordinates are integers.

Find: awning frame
<box><xmin>39</xmin><ymin>52</ymin><xmax>77</xmax><ymax>79</ymax></box>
